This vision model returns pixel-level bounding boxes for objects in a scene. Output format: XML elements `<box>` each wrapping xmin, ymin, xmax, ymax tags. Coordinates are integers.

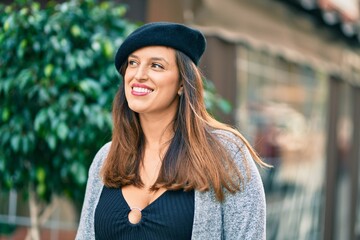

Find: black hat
<box><xmin>115</xmin><ymin>22</ymin><xmax>206</xmax><ymax>72</ymax></box>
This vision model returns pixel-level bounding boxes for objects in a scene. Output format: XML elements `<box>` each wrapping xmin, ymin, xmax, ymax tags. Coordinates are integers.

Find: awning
<box><xmin>318</xmin><ymin>0</ymin><xmax>359</xmax><ymax>22</ymax></box>
<box><xmin>299</xmin><ymin>0</ymin><xmax>360</xmax><ymax>38</ymax></box>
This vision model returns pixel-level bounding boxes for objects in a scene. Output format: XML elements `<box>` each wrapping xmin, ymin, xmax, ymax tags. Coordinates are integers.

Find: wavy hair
<box><xmin>101</xmin><ymin>50</ymin><xmax>267</xmax><ymax>201</ymax></box>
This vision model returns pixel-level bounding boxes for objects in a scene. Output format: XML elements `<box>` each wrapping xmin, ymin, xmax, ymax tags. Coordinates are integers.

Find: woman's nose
<box><xmin>134</xmin><ymin>66</ymin><xmax>148</xmax><ymax>81</ymax></box>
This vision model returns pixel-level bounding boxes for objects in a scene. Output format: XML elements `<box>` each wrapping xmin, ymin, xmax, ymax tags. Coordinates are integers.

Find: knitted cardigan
<box><xmin>75</xmin><ymin>131</ymin><xmax>266</xmax><ymax>239</ymax></box>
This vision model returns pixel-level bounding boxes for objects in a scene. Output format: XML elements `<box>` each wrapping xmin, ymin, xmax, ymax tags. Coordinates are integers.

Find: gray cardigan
<box><xmin>76</xmin><ymin>131</ymin><xmax>266</xmax><ymax>239</ymax></box>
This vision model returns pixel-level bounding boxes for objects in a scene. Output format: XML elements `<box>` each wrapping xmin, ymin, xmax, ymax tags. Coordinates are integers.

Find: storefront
<box><xmin>176</xmin><ymin>0</ymin><xmax>360</xmax><ymax>239</ymax></box>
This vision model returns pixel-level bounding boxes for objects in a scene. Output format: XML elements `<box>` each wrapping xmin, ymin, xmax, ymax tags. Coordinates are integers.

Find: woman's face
<box><xmin>124</xmin><ymin>46</ymin><xmax>182</xmax><ymax>117</ymax></box>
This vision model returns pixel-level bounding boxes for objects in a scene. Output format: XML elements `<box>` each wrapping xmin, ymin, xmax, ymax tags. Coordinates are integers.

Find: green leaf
<box><xmin>10</xmin><ymin>135</ymin><xmax>21</xmax><ymax>152</ymax></box>
<box><xmin>38</xmin><ymin>88</ymin><xmax>50</xmax><ymax>103</ymax></box>
<box><xmin>114</xmin><ymin>5</ymin><xmax>127</xmax><ymax>17</ymax></box>
<box><xmin>19</xmin><ymin>7</ymin><xmax>28</xmax><ymax>16</ymax></box>
<box><xmin>36</xmin><ymin>167</ymin><xmax>46</xmax><ymax>183</ymax></box>
<box><xmin>16</xmin><ymin>69</ymin><xmax>33</xmax><ymax>90</ymax></box>
<box><xmin>70</xmin><ymin>162</ymin><xmax>87</xmax><ymax>185</ymax></box>
<box><xmin>70</xmin><ymin>24</ymin><xmax>81</xmax><ymax>37</ymax></box>
<box><xmin>0</xmin><ymin>155</ymin><xmax>5</xmax><ymax>172</ymax></box>
<box><xmin>44</xmin><ymin>64</ymin><xmax>54</xmax><ymax>77</ymax></box>
<box><xmin>4</xmin><ymin>6</ymin><xmax>12</xmax><ymax>14</ymax></box>
<box><xmin>56</xmin><ymin>122</ymin><xmax>69</xmax><ymax>140</ymax></box>
<box><xmin>19</xmin><ymin>39</ymin><xmax>27</xmax><ymax>49</ymax></box>
<box><xmin>103</xmin><ymin>39</ymin><xmax>114</xmax><ymax>58</ymax></box>
<box><xmin>36</xmin><ymin>183</ymin><xmax>46</xmax><ymax>198</ymax></box>
<box><xmin>34</xmin><ymin>110</ymin><xmax>47</xmax><ymax>131</ymax></box>
<box><xmin>1</xmin><ymin>130</ymin><xmax>11</xmax><ymax>146</ymax></box>
<box><xmin>3</xmin><ymin>16</ymin><xmax>12</xmax><ymax>32</ymax></box>
<box><xmin>79</xmin><ymin>78</ymin><xmax>101</xmax><ymax>97</ymax></box>
<box><xmin>21</xmin><ymin>136</ymin><xmax>29</xmax><ymax>153</ymax></box>
<box><xmin>2</xmin><ymin>107</ymin><xmax>10</xmax><ymax>122</ymax></box>
<box><xmin>31</xmin><ymin>2</ymin><xmax>40</xmax><ymax>11</ymax></box>
<box><xmin>46</xmin><ymin>135</ymin><xmax>57</xmax><ymax>150</ymax></box>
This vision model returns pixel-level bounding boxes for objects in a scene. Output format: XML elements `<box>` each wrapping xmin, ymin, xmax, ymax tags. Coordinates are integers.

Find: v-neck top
<box><xmin>94</xmin><ymin>186</ymin><xmax>195</xmax><ymax>240</ymax></box>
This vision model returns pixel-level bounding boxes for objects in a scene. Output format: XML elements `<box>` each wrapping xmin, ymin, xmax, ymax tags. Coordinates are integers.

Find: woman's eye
<box><xmin>152</xmin><ymin>63</ymin><xmax>164</xmax><ymax>69</ymax></box>
<box><xmin>128</xmin><ymin>60</ymin><xmax>138</xmax><ymax>66</ymax></box>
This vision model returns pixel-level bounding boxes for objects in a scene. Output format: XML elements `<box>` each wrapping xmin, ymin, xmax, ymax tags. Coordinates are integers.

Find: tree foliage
<box><xmin>0</xmin><ymin>0</ymin><xmax>138</xmax><ymax>203</ymax></box>
<box><xmin>0</xmin><ymin>0</ymin><xmax>231</xmax><ymax>205</ymax></box>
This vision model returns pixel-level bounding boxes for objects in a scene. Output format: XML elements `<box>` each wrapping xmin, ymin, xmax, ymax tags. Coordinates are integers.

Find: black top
<box><xmin>94</xmin><ymin>186</ymin><xmax>195</xmax><ymax>240</ymax></box>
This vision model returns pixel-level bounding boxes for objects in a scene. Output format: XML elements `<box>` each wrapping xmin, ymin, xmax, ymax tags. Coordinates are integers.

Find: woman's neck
<box><xmin>139</xmin><ymin>113</ymin><xmax>175</xmax><ymax>150</ymax></box>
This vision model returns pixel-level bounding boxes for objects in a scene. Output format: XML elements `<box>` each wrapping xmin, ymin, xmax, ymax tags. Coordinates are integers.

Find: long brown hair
<box><xmin>101</xmin><ymin>50</ymin><xmax>267</xmax><ymax>201</ymax></box>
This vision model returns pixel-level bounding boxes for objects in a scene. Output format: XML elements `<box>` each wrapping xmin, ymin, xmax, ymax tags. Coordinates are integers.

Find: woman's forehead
<box><xmin>129</xmin><ymin>46</ymin><xmax>176</xmax><ymax>60</ymax></box>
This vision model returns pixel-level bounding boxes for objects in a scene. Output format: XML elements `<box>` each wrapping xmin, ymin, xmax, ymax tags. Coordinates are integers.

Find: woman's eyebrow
<box><xmin>128</xmin><ymin>54</ymin><xmax>170</xmax><ymax>65</ymax></box>
<box><xmin>128</xmin><ymin>54</ymin><xmax>139</xmax><ymax>59</ymax></box>
<box><xmin>150</xmin><ymin>57</ymin><xmax>169</xmax><ymax>65</ymax></box>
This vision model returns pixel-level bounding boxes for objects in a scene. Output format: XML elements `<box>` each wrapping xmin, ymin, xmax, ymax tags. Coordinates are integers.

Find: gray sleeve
<box><xmin>75</xmin><ymin>142</ymin><xmax>111</xmax><ymax>240</ymax></box>
<box><xmin>222</xmin><ymin>143</ymin><xmax>266</xmax><ymax>240</ymax></box>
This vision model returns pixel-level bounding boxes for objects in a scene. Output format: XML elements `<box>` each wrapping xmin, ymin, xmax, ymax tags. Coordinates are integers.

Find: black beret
<box><xmin>115</xmin><ymin>22</ymin><xmax>206</xmax><ymax>72</ymax></box>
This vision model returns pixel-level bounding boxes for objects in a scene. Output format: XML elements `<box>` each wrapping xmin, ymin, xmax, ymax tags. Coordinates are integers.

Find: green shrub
<box><xmin>0</xmin><ymin>0</ymin><xmax>137</xmax><ymax>204</ymax></box>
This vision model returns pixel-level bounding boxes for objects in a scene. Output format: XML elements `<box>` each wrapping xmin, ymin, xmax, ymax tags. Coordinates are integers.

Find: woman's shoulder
<box><xmin>210</xmin><ymin>128</ymin><xmax>232</xmax><ymax>138</ymax></box>
<box><xmin>210</xmin><ymin>129</ymin><xmax>245</xmax><ymax>152</ymax></box>
<box><xmin>95</xmin><ymin>142</ymin><xmax>112</xmax><ymax>157</ymax></box>
<box><xmin>89</xmin><ymin>142</ymin><xmax>112</xmax><ymax>173</ymax></box>
<box><xmin>210</xmin><ymin>128</ymin><xmax>256</xmax><ymax>173</ymax></box>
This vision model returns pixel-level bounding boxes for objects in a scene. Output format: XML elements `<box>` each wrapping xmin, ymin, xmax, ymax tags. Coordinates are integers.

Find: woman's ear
<box><xmin>178</xmin><ymin>84</ymin><xmax>184</xmax><ymax>96</ymax></box>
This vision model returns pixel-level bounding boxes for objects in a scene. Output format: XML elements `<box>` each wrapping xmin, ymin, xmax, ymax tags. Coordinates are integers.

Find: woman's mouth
<box><xmin>131</xmin><ymin>86</ymin><xmax>154</xmax><ymax>96</ymax></box>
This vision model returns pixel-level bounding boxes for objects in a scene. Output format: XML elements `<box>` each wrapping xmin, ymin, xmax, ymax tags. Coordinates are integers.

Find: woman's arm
<box><xmin>222</xmin><ymin>143</ymin><xmax>266</xmax><ymax>240</ymax></box>
<box><xmin>75</xmin><ymin>142</ymin><xmax>111</xmax><ymax>240</ymax></box>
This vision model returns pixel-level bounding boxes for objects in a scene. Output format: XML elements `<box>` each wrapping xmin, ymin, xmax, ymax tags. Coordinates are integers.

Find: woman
<box><xmin>76</xmin><ymin>22</ymin><xmax>267</xmax><ymax>239</ymax></box>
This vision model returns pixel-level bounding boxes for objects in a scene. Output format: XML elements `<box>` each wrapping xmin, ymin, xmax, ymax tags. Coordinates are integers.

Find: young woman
<box><xmin>76</xmin><ymin>22</ymin><xmax>267</xmax><ymax>240</ymax></box>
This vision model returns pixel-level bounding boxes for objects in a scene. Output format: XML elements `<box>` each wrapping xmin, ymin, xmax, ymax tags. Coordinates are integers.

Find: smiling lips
<box><xmin>131</xmin><ymin>84</ymin><xmax>154</xmax><ymax>96</ymax></box>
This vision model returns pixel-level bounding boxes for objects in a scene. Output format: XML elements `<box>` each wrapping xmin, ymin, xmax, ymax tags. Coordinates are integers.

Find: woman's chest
<box><xmin>94</xmin><ymin>186</ymin><xmax>195</xmax><ymax>240</ymax></box>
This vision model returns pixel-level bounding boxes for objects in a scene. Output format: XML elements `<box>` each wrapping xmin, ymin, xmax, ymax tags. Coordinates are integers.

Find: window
<box><xmin>236</xmin><ymin>46</ymin><xmax>328</xmax><ymax>239</ymax></box>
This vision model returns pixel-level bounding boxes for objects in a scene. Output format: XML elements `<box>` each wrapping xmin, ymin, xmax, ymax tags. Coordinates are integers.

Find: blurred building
<box><xmin>123</xmin><ymin>0</ymin><xmax>360</xmax><ymax>239</ymax></box>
